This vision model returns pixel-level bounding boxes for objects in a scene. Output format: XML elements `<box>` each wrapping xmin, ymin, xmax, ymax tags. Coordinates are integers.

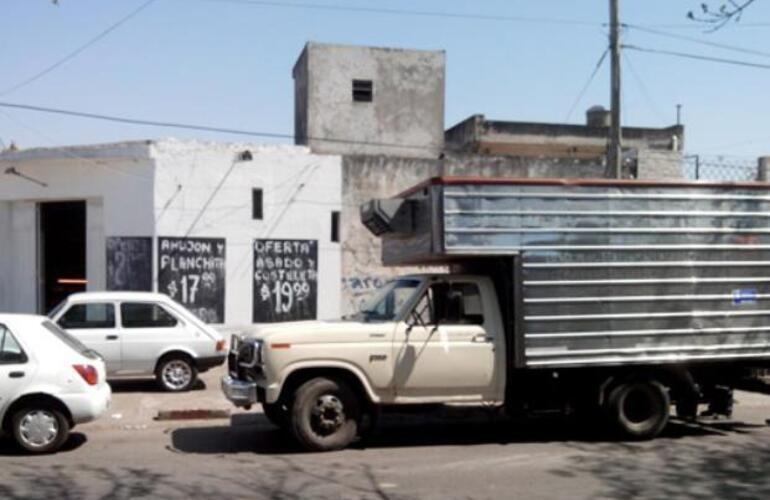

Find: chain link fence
<box><xmin>682</xmin><ymin>155</ymin><xmax>758</xmax><ymax>182</ymax></box>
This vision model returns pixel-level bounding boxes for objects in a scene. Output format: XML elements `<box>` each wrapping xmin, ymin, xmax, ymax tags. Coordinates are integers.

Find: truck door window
<box><xmin>431</xmin><ymin>283</ymin><xmax>484</xmax><ymax>326</ymax></box>
<box><xmin>59</xmin><ymin>303</ymin><xmax>115</xmax><ymax>329</ymax></box>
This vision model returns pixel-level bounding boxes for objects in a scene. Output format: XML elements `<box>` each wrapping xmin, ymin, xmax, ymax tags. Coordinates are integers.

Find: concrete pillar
<box><xmin>758</xmin><ymin>157</ymin><xmax>770</xmax><ymax>181</ymax></box>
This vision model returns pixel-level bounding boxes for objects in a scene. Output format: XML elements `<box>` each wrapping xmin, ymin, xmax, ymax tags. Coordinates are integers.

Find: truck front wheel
<box><xmin>607</xmin><ymin>379</ymin><xmax>670</xmax><ymax>440</ymax></box>
<box><xmin>289</xmin><ymin>377</ymin><xmax>360</xmax><ymax>451</ymax></box>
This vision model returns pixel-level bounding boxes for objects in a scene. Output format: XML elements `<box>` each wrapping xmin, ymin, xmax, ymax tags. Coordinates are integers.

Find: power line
<box><xmin>564</xmin><ymin>48</ymin><xmax>608</xmax><ymax>122</ymax></box>
<box><xmin>0</xmin><ymin>0</ymin><xmax>157</xmax><ymax>97</ymax></box>
<box><xmin>623</xmin><ymin>44</ymin><xmax>770</xmax><ymax>70</ymax></box>
<box><xmin>625</xmin><ymin>23</ymin><xmax>770</xmax><ymax>59</ymax></box>
<box><xmin>0</xmin><ymin>101</ymin><xmax>441</xmax><ymax>151</ymax></box>
<box><xmin>621</xmin><ymin>52</ymin><xmax>668</xmax><ymax>125</ymax></box>
<box><xmin>199</xmin><ymin>0</ymin><xmax>599</xmax><ymax>26</ymax></box>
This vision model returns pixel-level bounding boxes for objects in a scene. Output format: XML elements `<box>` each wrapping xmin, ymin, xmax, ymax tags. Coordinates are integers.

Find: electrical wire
<box><xmin>564</xmin><ymin>49</ymin><xmax>608</xmax><ymax>122</ymax></box>
<box><xmin>621</xmin><ymin>52</ymin><xmax>669</xmax><ymax>125</ymax></box>
<box><xmin>625</xmin><ymin>23</ymin><xmax>770</xmax><ymax>59</ymax></box>
<box><xmin>0</xmin><ymin>0</ymin><xmax>158</xmax><ymax>97</ymax></box>
<box><xmin>0</xmin><ymin>108</ymin><xmax>152</xmax><ymax>182</ymax></box>
<box><xmin>623</xmin><ymin>44</ymin><xmax>770</xmax><ymax>70</ymax></box>
<box><xmin>198</xmin><ymin>0</ymin><xmax>599</xmax><ymax>26</ymax></box>
<box><xmin>0</xmin><ymin>101</ymin><xmax>441</xmax><ymax>151</ymax></box>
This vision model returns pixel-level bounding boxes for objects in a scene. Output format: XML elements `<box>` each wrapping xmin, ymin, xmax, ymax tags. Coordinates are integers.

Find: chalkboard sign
<box><xmin>106</xmin><ymin>237</ymin><xmax>152</xmax><ymax>291</ymax></box>
<box><xmin>253</xmin><ymin>239</ymin><xmax>318</xmax><ymax>322</ymax></box>
<box><xmin>158</xmin><ymin>237</ymin><xmax>226</xmax><ymax>324</ymax></box>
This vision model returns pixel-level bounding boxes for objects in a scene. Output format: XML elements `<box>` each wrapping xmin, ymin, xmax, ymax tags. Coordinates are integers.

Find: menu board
<box><xmin>253</xmin><ymin>239</ymin><xmax>317</xmax><ymax>322</ymax></box>
<box><xmin>158</xmin><ymin>237</ymin><xmax>225</xmax><ymax>323</ymax></box>
<box><xmin>106</xmin><ymin>237</ymin><xmax>152</xmax><ymax>291</ymax></box>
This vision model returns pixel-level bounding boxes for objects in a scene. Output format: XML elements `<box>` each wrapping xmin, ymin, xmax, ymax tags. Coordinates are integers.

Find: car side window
<box><xmin>121</xmin><ymin>303</ymin><xmax>178</xmax><ymax>328</ymax></box>
<box><xmin>0</xmin><ymin>324</ymin><xmax>27</xmax><ymax>364</ymax></box>
<box><xmin>59</xmin><ymin>303</ymin><xmax>116</xmax><ymax>329</ymax></box>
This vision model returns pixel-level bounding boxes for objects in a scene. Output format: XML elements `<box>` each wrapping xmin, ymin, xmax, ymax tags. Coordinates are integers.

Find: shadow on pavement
<box><xmin>0</xmin><ymin>432</ymin><xmax>87</xmax><ymax>456</ymax></box>
<box><xmin>551</xmin><ymin>429</ymin><xmax>770</xmax><ymax>499</ymax></box>
<box><xmin>109</xmin><ymin>378</ymin><xmax>206</xmax><ymax>393</ymax></box>
<box><xmin>169</xmin><ymin>410</ymin><xmax>748</xmax><ymax>456</ymax></box>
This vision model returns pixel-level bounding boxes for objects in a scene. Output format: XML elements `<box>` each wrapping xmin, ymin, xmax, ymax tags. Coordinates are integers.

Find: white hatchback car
<box><xmin>49</xmin><ymin>292</ymin><xmax>226</xmax><ymax>392</ymax></box>
<box><xmin>0</xmin><ymin>314</ymin><xmax>111</xmax><ymax>454</ymax></box>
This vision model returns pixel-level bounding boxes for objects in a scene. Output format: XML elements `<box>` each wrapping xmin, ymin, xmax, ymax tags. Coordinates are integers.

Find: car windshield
<box><xmin>46</xmin><ymin>300</ymin><xmax>67</xmax><ymax>319</ymax></box>
<box><xmin>356</xmin><ymin>278</ymin><xmax>422</xmax><ymax>322</ymax></box>
<box><xmin>41</xmin><ymin>320</ymin><xmax>99</xmax><ymax>359</ymax></box>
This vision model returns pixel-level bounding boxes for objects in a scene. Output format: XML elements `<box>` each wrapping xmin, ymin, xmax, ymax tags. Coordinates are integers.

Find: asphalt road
<box><xmin>2</xmin><ymin>369</ymin><xmax>770</xmax><ymax>499</ymax></box>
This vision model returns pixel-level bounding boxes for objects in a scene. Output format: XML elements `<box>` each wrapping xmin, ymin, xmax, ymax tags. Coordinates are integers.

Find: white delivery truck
<box><xmin>223</xmin><ymin>176</ymin><xmax>770</xmax><ymax>451</ymax></box>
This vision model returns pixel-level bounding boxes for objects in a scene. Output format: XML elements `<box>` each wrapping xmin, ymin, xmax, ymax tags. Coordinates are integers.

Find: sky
<box><xmin>1</xmin><ymin>0</ymin><xmax>769</xmax><ymax>160</ymax></box>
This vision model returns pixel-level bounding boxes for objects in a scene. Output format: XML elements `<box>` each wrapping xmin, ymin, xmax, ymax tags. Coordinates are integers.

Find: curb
<box><xmin>155</xmin><ymin>409</ymin><xmax>231</xmax><ymax>421</ymax></box>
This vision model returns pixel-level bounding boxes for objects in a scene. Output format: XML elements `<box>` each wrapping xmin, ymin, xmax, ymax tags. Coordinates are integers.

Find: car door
<box><xmin>0</xmin><ymin>324</ymin><xmax>33</xmax><ymax>419</ymax></box>
<box><xmin>393</xmin><ymin>280</ymin><xmax>498</xmax><ymax>401</ymax></box>
<box><xmin>56</xmin><ymin>302</ymin><xmax>121</xmax><ymax>374</ymax></box>
<box><xmin>118</xmin><ymin>302</ymin><xmax>186</xmax><ymax>375</ymax></box>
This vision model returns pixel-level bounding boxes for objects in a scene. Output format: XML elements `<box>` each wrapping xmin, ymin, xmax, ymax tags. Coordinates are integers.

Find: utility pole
<box><xmin>608</xmin><ymin>0</ymin><xmax>622</xmax><ymax>178</ymax></box>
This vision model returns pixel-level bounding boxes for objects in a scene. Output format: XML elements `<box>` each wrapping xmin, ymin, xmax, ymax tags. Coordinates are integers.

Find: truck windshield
<box><xmin>358</xmin><ymin>278</ymin><xmax>422</xmax><ymax>322</ymax></box>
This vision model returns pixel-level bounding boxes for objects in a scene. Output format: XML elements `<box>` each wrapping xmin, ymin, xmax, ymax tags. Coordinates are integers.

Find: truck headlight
<box><xmin>238</xmin><ymin>338</ymin><xmax>263</xmax><ymax>368</ymax></box>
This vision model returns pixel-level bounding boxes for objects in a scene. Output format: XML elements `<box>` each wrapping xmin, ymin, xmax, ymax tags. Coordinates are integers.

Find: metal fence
<box><xmin>681</xmin><ymin>155</ymin><xmax>758</xmax><ymax>182</ymax></box>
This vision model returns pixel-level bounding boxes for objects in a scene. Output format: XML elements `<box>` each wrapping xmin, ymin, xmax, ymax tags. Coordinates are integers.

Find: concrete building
<box><xmin>0</xmin><ymin>139</ymin><xmax>342</xmax><ymax>325</ymax></box>
<box><xmin>293</xmin><ymin>42</ymin><xmax>445</xmax><ymax>159</ymax></box>
<box><xmin>445</xmin><ymin>108</ymin><xmax>685</xmax><ymax>179</ymax></box>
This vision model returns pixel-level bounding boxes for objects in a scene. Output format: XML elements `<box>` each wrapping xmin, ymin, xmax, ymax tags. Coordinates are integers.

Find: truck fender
<box><xmin>278</xmin><ymin>360</ymin><xmax>382</xmax><ymax>405</ymax></box>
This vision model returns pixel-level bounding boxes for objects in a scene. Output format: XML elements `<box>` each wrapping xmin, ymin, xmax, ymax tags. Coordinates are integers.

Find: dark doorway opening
<box><xmin>40</xmin><ymin>201</ymin><xmax>86</xmax><ymax>313</ymax></box>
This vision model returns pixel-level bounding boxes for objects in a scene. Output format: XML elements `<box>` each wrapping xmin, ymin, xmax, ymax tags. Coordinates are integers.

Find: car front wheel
<box><xmin>12</xmin><ymin>407</ymin><xmax>70</xmax><ymax>454</ymax></box>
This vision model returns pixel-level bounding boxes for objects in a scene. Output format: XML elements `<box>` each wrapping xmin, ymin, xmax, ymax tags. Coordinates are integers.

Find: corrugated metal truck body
<box><xmin>369</xmin><ymin>176</ymin><xmax>770</xmax><ymax>369</ymax></box>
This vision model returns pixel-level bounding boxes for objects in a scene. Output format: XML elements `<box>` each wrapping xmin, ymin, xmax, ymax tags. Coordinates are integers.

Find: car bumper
<box><xmin>197</xmin><ymin>354</ymin><xmax>227</xmax><ymax>372</ymax></box>
<box><xmin>61</xmin><ymin>383</ymin><xmax>112</xmax><ymax>425</ymax></box>
<box><xmin>221</xmin><ymin>375</ymin><xmax>261</xmax><ymax>407</ymax></box>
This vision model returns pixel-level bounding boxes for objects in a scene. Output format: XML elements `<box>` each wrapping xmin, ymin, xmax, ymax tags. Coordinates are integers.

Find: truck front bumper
<box><xmin>221</xmin><ymin>375</ymin><xmax>261</xmax><ymax>407</ymax></box>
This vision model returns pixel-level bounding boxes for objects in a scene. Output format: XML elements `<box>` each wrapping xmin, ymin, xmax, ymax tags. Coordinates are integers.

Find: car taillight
<box><xmin>216</xmin><ymin>339</ymin><xmax>226</xmax><ymax>352</ymax></box>
<box><xmin>73</xmin><ymin>364</ymin><xmax>98</xmax><ymax>386</ymax></box>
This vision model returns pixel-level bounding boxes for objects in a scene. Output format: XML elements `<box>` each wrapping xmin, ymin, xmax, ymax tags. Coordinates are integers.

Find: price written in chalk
<box><xmin>253</xmin><ymin>239</ymin><xmax>318</xmax><ymax>322</ymax></box>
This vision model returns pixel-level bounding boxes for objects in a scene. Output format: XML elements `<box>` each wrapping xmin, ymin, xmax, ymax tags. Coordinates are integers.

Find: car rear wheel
<box><xmin>156</xmin><ymin>355</ymin><xmax>198</xmax><ymax>392</ymax></box>
<box><xmin>12</xmin><ymin>407</ymin><xmax>70</xmax><ymax>454</ymax></box>
<box><xmin>289</xmin><ymin>377</ymin><xmax>360</xmax><ymax>451</ymax></box>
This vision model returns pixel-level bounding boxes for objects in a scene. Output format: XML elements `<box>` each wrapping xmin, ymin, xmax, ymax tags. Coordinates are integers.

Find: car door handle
<box><xmin>472</xmin><ymin>334</ymin><xmax>493</xmax><ymax>343</ymax></box>
<box><xmin>9</xmin><ymin>371</ymin><xmax>25</xmax><ymax>378</ymax></box>
<box><xmin>106</xmin><ymin>335</ymin><xmax>119</xmax><ymax>341</ymax></box>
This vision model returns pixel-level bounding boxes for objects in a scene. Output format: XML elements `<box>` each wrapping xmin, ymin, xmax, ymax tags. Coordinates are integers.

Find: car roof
<box><xmin>63</xmin><ymin>291</ymin><xmax>173</xmax><ymax>303</ymax></box>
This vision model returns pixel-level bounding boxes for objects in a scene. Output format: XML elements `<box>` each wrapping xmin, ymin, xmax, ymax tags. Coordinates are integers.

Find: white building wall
<box><xmin>0</xmin><ymin>142</ymin><xmax>155</xmax><ymax>313</ymax></box>
<box><xmin>151</xmin><ymin>139</ymin><xmax>342</xmax><ymax>326</ymax></box>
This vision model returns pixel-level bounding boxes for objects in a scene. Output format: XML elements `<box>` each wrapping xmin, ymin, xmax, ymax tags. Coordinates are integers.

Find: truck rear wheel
<box><xmin>607</xmin><ymin>379</ymin><xmax>670</xmax><ymax>440</ymax></box>
<box><xmin>289</xmin><ymin>377</ymin><xmax>360</xmax><ymax>451</ymax></box>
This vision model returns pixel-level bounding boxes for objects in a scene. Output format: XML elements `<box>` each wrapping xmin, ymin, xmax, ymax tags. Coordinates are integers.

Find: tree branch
<box><xmin>687</xmin><ymin>0</ymin><xmax>757</xmax><ymax>31</ymax></box>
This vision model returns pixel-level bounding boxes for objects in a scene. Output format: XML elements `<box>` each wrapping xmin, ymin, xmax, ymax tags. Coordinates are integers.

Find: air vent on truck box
<box><xmin>360</xmin><ymin>198</ymin><xmax>415</xmax><ymax>236</ymax></box>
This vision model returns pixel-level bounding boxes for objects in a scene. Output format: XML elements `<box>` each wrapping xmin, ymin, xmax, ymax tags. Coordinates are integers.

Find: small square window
<box><xmin>252</xmin><ymin>188</ymin><xmax>263</xmax><ymax>220</ymax></box>
<box><xmin>352</xmin><ymin>79</ymin><xmax>373</xmax><ymax>102</ymax></box>
<box><xmin>331</xmin><ymin>211</ymin><xmax>340</xmax><ymax>242</ymax></box>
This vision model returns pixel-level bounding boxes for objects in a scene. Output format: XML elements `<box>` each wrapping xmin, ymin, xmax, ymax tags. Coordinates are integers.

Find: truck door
<box><xmin>393</xmin><ymin>279</ymin><xmax>500</xmax><ymax>401</ymax></box>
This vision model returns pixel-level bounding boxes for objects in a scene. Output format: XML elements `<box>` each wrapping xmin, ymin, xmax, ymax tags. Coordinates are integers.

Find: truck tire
<box><xmin>261</xmin><ymin>402</ymin><xmax>289</xmax><ymax>429</ymax></box>
<box><xmin>289</xmin><ymin>377</ymin><xmax>360</xmax><ymax>451</ymax></box>
<box><xmin>607</xmin><ymin>379</ymin><xmax>670</xmax><ymax>440</ymax></box>
<box><xmin>12</xmin><ymin>406</ymin><xmax>70</xmax><ymax>454</ymax></box>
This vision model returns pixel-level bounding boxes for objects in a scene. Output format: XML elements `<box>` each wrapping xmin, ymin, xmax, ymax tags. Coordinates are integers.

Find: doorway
<box><xmin>39</xmin><ymin>201</ymin><xmax>86</xmax><ymax>313</ymax></box>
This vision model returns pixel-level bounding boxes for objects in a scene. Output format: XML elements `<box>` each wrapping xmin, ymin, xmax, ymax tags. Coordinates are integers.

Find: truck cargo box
<box><xmin>361</xmin><ymin>176</ymin><xmax>770</xmax><ymax>368</ymax></box>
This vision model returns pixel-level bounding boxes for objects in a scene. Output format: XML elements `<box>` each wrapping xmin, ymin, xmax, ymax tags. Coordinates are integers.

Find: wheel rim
<box><xmin>18</xmin><ymin>410</ymin><xmax>59</xmax><ymax>448</ymax></box>
<box><xmin>310</xmin><ymin>394</ymin><xmax>346</xmax><ymax>436</ymax></box>
<box><xmin>623</xmin><ymin>387</ymin><xmax>657</xmax><ymax>424</ymax></box>
<box><xmin>162</xmin><ymin>360</ymin><xmax>192</xmax><ymax>389</ymax></box>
